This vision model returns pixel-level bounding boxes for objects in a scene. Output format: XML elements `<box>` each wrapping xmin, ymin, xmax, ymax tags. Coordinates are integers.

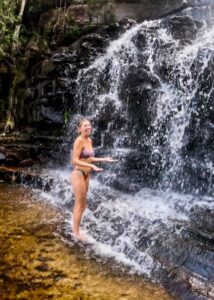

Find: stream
<box><xmin>0</xmin><ymin>182</ymin><xmax>174</xmax><ymax>300</ymax></box>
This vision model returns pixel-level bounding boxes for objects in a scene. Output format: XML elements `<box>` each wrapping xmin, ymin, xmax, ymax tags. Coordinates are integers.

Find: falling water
<box><xmin>74</xmin><ymin>14</ymin><xmax>214</xmax><ymax>192</ymax></box>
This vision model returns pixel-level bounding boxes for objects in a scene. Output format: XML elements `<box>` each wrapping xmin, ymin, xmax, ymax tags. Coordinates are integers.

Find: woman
<box><xmin>71</xmin><ymin>118</ymin><xmax>118</xmax><ymax>240</ymax></box>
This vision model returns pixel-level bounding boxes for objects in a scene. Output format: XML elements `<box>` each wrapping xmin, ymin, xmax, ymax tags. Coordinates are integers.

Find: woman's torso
<box><xmin>73</xmin><ymin>138</ymin><xmax>94</xmax><ymax>176</ymax></box>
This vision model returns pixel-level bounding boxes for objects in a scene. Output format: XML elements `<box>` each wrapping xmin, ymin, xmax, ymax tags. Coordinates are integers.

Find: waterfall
<box><xmin>74</xmin><ymin>10</ymin><xmax>214</xmax><ymax>193</ymax></box>
<box><xmin>150</xmin><ymin>26</ymin><xmax>214</xmax><ymax>190</ymax></box>
<box><xmin>37</xmin><ymin>3</ymin><xmax>214</xmax><ymax>299</ymax></box>
<box><xmin>76</xmin><ymin>23</ymin><xmax>142</xmax><ymax>111</ymax></box>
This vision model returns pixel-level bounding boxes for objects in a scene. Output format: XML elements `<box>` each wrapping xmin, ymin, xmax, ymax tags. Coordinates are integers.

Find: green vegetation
<box><xmin>0</xmin><ymin>0</ymin><xmax>19</xmax><ymax>59</ymax></box>
<box><xmin>0</xmin><ymin>0</ymin><xmax>115</xmax><ymax>59</ymax></box>
<box><xmin>0</xmin><ymin>0</ymin><xmax>116</xmax><ymax>131</ymax></box>
<box><xmin>64</xmin><ymin>110</ymin><xmax>71</xmax><ymax>125</ymax></box>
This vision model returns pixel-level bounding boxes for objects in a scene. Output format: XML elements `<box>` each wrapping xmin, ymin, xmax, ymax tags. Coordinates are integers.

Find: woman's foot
<box><xmin>73</xmin><ymin>231</ymin><xmax>87</xmax><ymax>241</ymax></box>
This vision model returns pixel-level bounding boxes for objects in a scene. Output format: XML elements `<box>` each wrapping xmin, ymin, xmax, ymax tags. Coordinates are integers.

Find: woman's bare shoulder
<box><xmin>74</xmin><ymin>136</ymin><xmax>84</xmax><ymax>146</ymax></box>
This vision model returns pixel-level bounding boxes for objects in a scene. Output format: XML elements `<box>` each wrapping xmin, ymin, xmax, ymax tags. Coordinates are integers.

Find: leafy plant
<box><xmin>0</xmin><ymin>0</ymin><xmax>19</xmax><ymax>58</ymax></box>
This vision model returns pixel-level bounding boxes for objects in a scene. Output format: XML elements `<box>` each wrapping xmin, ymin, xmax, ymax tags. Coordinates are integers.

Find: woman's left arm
<box><xmin>91</xmin><ymin>157</ymin><xmax>119</xmax><ymax>163</ymax></box>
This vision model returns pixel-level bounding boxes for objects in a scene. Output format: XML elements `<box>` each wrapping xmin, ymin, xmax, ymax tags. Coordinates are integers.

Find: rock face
<box><xmin>112</xmin><ymin>0</ymin><xmax>187</xmax><ymax>21</ymax></box>
<box><xmin>0</xmin><ymin>134</ymin><xmax>66</xmax><ymax>168</ymax></box>
<box><xmin>21</xmin><ymin>20</ymin><xmax>134</xmax><ymax>133</ymax></box>
<box><xmin>65</xmin><ymin>13</ymin><xmax>211</xmax><ymax>194</ymax></box>
<box><xmin>23</xmin><ymin>35</ymin><xmax>106</xmax><ymax>130</ymax></box>
<box><xmin>112</xmin><ymin>0</ymin><xmax>214</xmax><ymax>22</ymax></box>
<box><xmin>167</xmin><ymin>15</ymin><xmax>203</xmax><ymax>43</ymax></box>
<box><xmin>0</xmin><ymin>19</ymin><xmax>138</xmax><ymax>168</ymax></box>
<box><xmin>189</xmin><ymin>206</ymin><xmax>214</xmax><ymax>240</ymax></box>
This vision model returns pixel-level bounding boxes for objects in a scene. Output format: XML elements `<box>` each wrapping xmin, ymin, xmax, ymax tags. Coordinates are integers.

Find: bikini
<box><xmin>80</xmin><ymin>149</ymin><xmax>94</xmax><ymax>159</ymax></box>
<box><xmin>76</xmin><ymin>148</ymin><xmax>94</xmax><ymax>178</ymax></box>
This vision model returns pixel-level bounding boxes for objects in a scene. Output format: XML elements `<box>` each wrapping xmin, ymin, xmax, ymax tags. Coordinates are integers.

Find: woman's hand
<box><xmin>91</xmin><ymin>164</ymin><xmax>103</xmax><ymax>172</ymax></box>
<box><xmin>105</xmin><ymin>157</ymin><xmax>119</xmax><ymax>163</ymax></box>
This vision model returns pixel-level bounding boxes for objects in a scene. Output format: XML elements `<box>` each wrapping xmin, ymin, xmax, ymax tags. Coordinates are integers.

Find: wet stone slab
<box><xmin>0</xmin><ymin>183</ymin><xmax>174</xmax><ymax>300</ymax></box>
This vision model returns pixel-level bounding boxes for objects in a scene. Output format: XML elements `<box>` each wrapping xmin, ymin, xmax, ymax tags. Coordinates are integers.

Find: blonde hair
<box><xmin>77</xmin><ymin>118</ymin><xmax>91</xmax><ymax>134</ymax></box>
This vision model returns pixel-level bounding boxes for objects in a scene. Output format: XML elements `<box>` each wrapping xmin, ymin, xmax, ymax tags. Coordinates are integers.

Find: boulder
<box><xmin>189</xmin><ymin>206</ymin><xmax>214</xmax><ymax>240</ymax></box>
<box><xmin>167</xmin><ymin>15</ymin><xmax>203</xmax><ymax>44</ymax></box>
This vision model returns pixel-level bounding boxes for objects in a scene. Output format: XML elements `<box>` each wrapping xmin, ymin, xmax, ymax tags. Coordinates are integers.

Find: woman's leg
<box><xmin>71</xmin><ymin>171</ymin><xmax>88</xmax><ymax>238</ymax></box>
<box><xmin>85</xmin><ymin>175</ymin><xmax>90</xmax><ymax>200</ymax></box>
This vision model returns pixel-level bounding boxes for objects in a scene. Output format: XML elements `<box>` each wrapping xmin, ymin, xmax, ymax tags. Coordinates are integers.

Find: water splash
<box><xmin>36</xmin><ymin>168</ymin><xmax>214</xmax><ymax>282</ymax></box>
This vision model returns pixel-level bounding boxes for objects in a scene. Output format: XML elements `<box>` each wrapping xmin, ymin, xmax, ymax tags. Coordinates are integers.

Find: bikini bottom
<box><xmin>76</xmin><ymin>169</ymin><xmax>89</xmax><ymax>179</ymax></box>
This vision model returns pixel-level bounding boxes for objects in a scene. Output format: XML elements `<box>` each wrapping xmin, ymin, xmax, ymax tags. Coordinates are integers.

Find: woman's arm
<box><xmin>91</xmin><ymin>157</ymin><xmax>106</xmax><ymax>163</ymax></box>
<box><xmin>91</xmin><ymin>157</ymin><xmax>119</xmax><ymax>163</ymax></box>
<box><xmin>90</xmin><ymin>138</ymin><xmax>118</xmax><ymax>163</ymax></box>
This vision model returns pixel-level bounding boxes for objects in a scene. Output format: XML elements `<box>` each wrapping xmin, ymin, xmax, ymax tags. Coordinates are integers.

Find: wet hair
<box><xmin>77</xmin><ymin>118</ymin><xmax>91</xmax><ymax>134</ymax></box>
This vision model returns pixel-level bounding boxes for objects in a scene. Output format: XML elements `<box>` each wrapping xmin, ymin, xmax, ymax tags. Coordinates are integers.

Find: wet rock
<box><xmin>118</xmin><ymin>18</ymin><xmax>137</xmax><ymax>30</ymax></box>
<box><xmin>131</xmin><ymin>29</ymin><xmax>148</xmax><ymax>50</ymax></box>
<box><xmin>167</xmin><ymin>15</ymin><xmax>203</xmax><ymax>44</ymax></box>
<box><xmin>52</xmin><ymin>52</ymin><xmax>78</xmax><ymax>64</ymax></box>
<box><xmin>41</xmin><ymin>106</ymin><xmax>64</xmax><ymax>125</ymax></box>
<box><xmin>189</xmin><ymin>206</ymin><xmax>214</xmax><ymax>240</ymax></box>
<box><xmin>109</xmin><ymin>177</ymin><xmax>141</xmax><ymax>194</ymax></box>
<box><xmin>19</xmin><ymin>159</ymin><xmax>35</xmax><ymax>167</ymax></box>
<box><xmin>37</xmin><ymin>154</ymin><xmax>49</xmax><ymax>163</ymax></box>
<box><xmin>5</xmin><ymin>152</ymin><xmax>23</xmax><ymax>166</ymax></box>
<box><xmin>179</xmin><ymin>52</ymin><xmax>214</xmax><ymax>194</ymax></box>
<box><xmin>0</xmin><ymin>132</ymin><xmax>68</xmax><ymax>168</ymax></box>
<box><xmin>81</xmin><ymin>33</ymin><xmax>109</xmax><ymax>49</ymax></box>
<box><xmin>119</xmin><ymin>65</ymin><xmax>160</xmax><ymax>141</ymax></box>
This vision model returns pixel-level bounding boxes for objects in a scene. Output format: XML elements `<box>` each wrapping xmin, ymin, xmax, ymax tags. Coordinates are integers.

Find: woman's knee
<box><xmin>74</xmin><ymin>202</ymin><xmax>86</xmax><ymax>212</ymax></box>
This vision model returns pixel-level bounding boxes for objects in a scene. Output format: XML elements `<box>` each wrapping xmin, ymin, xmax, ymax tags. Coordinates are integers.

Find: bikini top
<box><xmin>80</xmin><ymin>148</ymin><xmax>94</xmax><ymax>159</ymax></box>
